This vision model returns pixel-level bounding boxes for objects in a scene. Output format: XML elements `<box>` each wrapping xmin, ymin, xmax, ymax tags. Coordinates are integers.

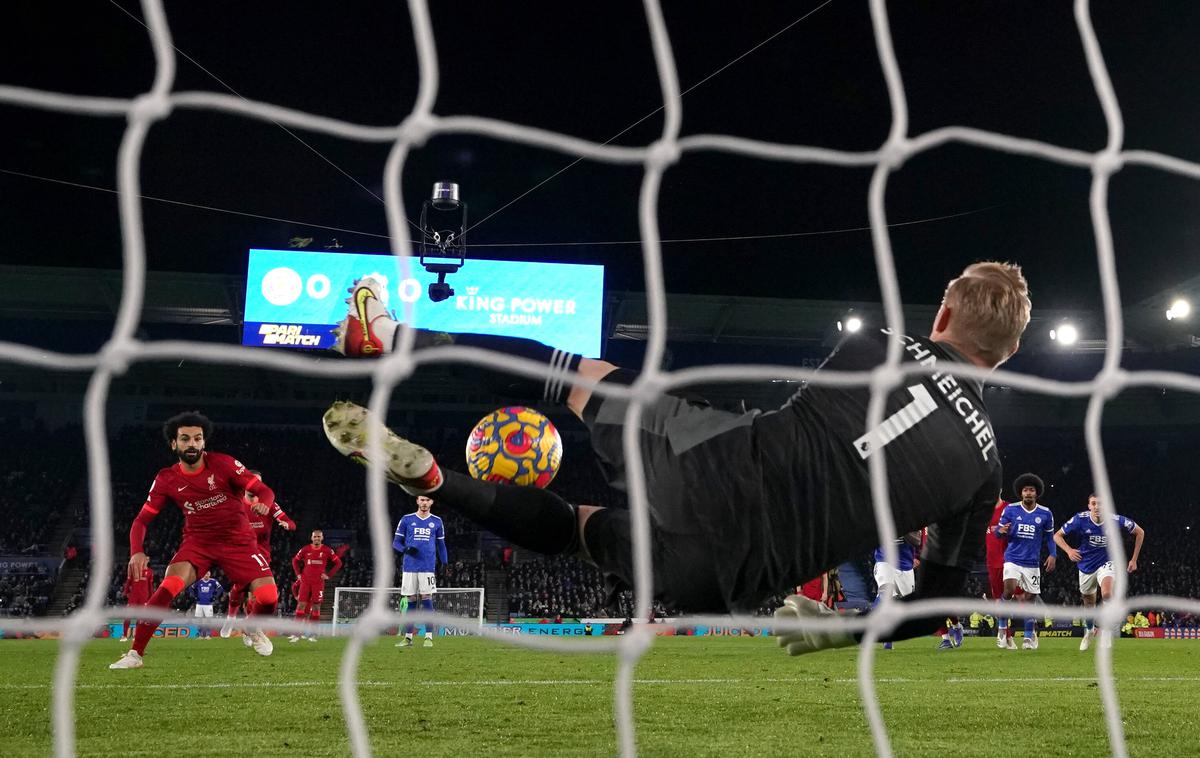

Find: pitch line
<box><xmin>3</xmin><ymin>675</ymin><xmax>1200</xmax><ymax>691</ymax></box>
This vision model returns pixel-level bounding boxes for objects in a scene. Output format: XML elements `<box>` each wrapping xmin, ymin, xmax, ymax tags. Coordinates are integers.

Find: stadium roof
<box><xmin>1</xmin><ymin>264</ymin><xmax>1196</xmax><ymax>354</ymax></box>
<box><xmin>1</xmin><ymin>264</ymin><xmax>1199</xmax><ymax>428</ymax></box>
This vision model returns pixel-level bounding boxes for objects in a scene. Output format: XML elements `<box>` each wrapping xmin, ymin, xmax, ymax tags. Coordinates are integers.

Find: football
<box><xmin>465</xmin><ymin>406</ymin><xmax>562</xmax><ymax>488</ymax></box>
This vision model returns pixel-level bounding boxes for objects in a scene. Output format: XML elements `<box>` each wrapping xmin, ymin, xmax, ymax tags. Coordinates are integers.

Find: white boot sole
<box><xmin>322</xmin><ymin>401</ymin><xmax>433</xmax><ymax>487</ymax></box>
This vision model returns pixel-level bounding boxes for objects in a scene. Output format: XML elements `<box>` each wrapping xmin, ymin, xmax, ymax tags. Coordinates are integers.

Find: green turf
<box><xmin>0</xmin><ymin>634</ymin><xmax>1195</xmax><ymax>757</ymax></box>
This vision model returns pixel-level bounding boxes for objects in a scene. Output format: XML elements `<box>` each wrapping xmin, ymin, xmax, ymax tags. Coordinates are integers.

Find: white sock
<box><xmin>373</xmin><ymin>316</ymin><xmax>399</xmax><ymax>352</ymax></box>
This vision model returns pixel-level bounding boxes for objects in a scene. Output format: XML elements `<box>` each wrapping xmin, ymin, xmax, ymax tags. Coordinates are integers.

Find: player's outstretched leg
<box><xmin>111</xmin><ymin>573</ymin><xmax>188</xmax><ymax>669</ymax></box>
<box><xmin>323</xmin><ymin>401</ymin><xmax>443</xmax><ymax>493</ymax></box>
<box><xmin>322</xmin><ymin>402</ymin><xmax>582</xmax><ymax>557</ymax></box>
<box><xmin>245</xmin><ymin>581</ymin><xmax>278</xmax><ymax>656</ymax></box>
<box><xmin>328</xmin><ymin>277</ymin><xmax>619</xmax><ymax>419</ymax></box>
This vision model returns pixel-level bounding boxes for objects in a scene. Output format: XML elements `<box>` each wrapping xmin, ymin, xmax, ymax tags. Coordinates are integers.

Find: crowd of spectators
<box><xmin>506</xmin><ymin>556</ymin><xmax>670</xmax><ymax>620</ymax></box>
<box><xmin>0</xmin><ymin>425</ymin><xmax>84</xmax><ymax>554</ymax></box>
<box><xmin>0</xmin><ymin>567</ymin><xmax>55</xmax><ymax>617</ymax></box>
<box><xmin>8</xmin><ymin>416</ymin><xmax>1200</xmax><ymax>629</ymax></box>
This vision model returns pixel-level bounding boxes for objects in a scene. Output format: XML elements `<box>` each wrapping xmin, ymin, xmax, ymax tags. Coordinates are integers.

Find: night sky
<box><xmin>2</xmin><ymin>1</ymin><xmax>1199</xmax><ymax>310</ymax></box>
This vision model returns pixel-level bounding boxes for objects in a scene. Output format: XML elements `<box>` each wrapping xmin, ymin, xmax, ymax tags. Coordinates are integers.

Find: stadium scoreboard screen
<box><xmin>242</xmin><ymin>249</ymin><xmax>605</xmax><ymax>357</ymax></box>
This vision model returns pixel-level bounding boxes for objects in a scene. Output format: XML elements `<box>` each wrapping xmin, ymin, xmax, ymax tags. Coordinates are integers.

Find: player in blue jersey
<box><xmin>872</xmin><ymin>530</ymin><xmax>921</xmax><ymax>650</ymax></box>
<box><xmin>190</xmin><ymin>571</ymin><xmax>223</xmax><ymax>639</ymax></box>
<box><xmin>1054</xmin><ymin>494</ymin><xmax>1145</xmax><ymax>651</ymax></box>
<box><xmin>995</xmin><ymin>473</ymin><xmax>1056</xmax><ymax>650</ymax></box>
<box><xmin>393</xmin><ymin>495</ymin><xmax>448</xmax><ymax>648</ymax></box>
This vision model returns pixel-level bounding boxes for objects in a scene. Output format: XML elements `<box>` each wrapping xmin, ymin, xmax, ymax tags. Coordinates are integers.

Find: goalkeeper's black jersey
<box><xmin>728</xmin><ymin>329</ymin><xmax>1002</xmax><ymax>608</ymax></box>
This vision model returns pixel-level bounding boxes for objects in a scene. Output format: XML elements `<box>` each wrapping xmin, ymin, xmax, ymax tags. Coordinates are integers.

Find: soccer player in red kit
<box><xmin>120</xmin><ymin>564</ymin><xmax>155</xmax><ymax>641</ymax></box>
<box><xmin>985</xmin><ymin>496</ymin><xmax>1019</xmax><ymax>649</ymax></box>
<box><xmin>221</xmin><ymin>473</ymin><xmax>296</xmax><ymax>640</ymax></box>
<box><xmin>109</xmin><ymin>412</ymin><xmax>282</xmax><ymax>669</ymax></box>
<box><xmin>290</xmin><ymin>530</ymin><xmax>342</xmax><ymax>642</ymax></box>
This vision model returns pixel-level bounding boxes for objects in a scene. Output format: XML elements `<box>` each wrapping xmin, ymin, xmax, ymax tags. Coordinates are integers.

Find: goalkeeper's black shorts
<box><xmin>580</xmin><ymin>385</ymin><xmax>781</xmax><ymax>613</ymax></box>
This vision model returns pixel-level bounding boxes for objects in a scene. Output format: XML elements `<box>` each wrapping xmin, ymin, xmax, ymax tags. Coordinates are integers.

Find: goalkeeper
<box><xmin>324</xmin><ymin>261</ymin><xmax>1030</xmax><ymax>654</ymax></box>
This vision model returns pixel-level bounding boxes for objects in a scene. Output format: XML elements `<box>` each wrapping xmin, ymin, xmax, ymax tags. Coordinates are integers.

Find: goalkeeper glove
<box><xmin>774</xmin><ymin>594</ymin><xmax>855</xmax><ymax>656</ymax></box>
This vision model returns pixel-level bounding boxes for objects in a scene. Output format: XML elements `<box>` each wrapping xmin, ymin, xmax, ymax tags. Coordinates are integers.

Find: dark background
<box><xmin>2</xmin><ymin>1</ymin><xmax>1198</xmax><ymax>309</ymax></box>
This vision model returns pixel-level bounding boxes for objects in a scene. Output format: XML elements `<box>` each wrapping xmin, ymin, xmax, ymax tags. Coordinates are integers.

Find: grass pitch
<box><xmin>0</xmin><ymin>634</ymin><xmax>1196</xmax><ymax>757</ymax></box>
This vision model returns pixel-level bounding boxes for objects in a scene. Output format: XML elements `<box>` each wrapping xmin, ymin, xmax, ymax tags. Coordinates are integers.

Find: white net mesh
<box><xmin>2</xmin><ymin>0</ymin><xmax>1199</xmax><ymax>756</ymax></box>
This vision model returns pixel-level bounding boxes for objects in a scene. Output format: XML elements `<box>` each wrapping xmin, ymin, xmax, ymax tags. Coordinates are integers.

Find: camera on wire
<box><xmin>419</xmin><ymin>181</ymin><xmax>467</xmax><ymax>303</ymax></box>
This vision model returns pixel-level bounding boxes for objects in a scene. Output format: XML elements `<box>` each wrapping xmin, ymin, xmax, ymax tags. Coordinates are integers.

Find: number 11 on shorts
<box><xmin>853</xmin><ymin>385</ymin><xmax>938</xmax><ymax>459</ymax></box>
<box><xmin>252</xmin><ymin>553</ymin><xmax>269</xmax><ymax>570</ymax></box>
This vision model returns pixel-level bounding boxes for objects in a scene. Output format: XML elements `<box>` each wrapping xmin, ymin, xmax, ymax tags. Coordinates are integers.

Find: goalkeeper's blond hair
<box><xmin>942</xmin><ymin>261</ymin><xmax>1031</xmax><ymax>367</ymax></box>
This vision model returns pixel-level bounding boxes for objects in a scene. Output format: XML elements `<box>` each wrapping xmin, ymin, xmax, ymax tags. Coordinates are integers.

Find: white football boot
<box><xmin>108</xmin><ymin>650</ymin><xmax>144</xmax><ymax>669</ymax></box>
<box><xmin>330</xmin><ymin>276</ymin><xmax>396</xmax><ymax>357</ymax></box>
<box><xmin>249</xmin><ymin>630</ymin><xmax>273</xmax><ymax>656</ymax></box>
<box><xmin>322</xmin><ymin>401</ymin><xmax>442</xmax><ymax>495</ymax></box>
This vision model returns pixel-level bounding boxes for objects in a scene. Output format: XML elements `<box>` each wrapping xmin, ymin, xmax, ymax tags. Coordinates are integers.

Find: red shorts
<box><xmin>231</xmin><ymin>544</ymin><xmax>271</xmax><ymax>596</ymax></box>
<box><xmin>126</xmin><ymin>596</ymin><xmax>149</xmax><ymax>607</ymax></box>
<box><xmin>297</xmin><ymin>579</ymin><xmax>325</xmax><ymax>605</ymax></box>
<box><xmin>170</xmin><ymin>536</ymin><xmax>273</xmax><ymax>587</ymax></box>
<box><xmin>988</xmin><ymin>565</ymin><xmax>1024</xmax><ymax>600</ymax></box>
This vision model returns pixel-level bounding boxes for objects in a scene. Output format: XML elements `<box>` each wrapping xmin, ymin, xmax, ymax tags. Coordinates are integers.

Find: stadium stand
<box><xmin>2</xmin><ymin>419</ymin><xmax>1197</xmax><ymax>628</ymax></box>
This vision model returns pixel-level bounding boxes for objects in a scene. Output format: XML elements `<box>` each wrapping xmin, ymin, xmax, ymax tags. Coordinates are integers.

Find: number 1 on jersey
<box><xmin>853</xmin><ymin>384</ymin><xmax>938</xmax><ymax>460</ymax></box>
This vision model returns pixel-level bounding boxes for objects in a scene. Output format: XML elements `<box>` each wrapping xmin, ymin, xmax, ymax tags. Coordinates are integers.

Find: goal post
<box><xmin>332</xmin><ymin>586</ymin><xmax>485</xmax><ymax>635</ymax></box>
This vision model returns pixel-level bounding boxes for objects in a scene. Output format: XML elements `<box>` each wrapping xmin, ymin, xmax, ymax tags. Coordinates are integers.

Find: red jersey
<box><xmin>122</xmin><ymin>565</ymin><xmax>154</xmax><ymax>602</ymax></box>
<box><xmin>799</xmin><ymin>575</ymin><xmax>826</xmax><ymax>603</ymax></box>
<box><xmin>247</xmin><ymin>500</ymin><xmax>295</xmax><ymax>550</ymax></box>
<box><xmin>132</xmin><ymin>452</ymin><xmax>273</xmax><ymax>554</ymax></box>
<box><xmin>292</xmin><ymin>544</ymin><xmax>342</xmax><ymax>582</ymax></box>
<box><xmin>984</xmin><ymin>499</ymin><xmax>1009</xmax><ymax>569</ymax></box>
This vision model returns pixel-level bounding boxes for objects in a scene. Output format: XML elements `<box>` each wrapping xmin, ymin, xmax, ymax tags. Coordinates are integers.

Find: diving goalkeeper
<box><xmin>323</xmin><ymin>261</ymin><xmax>1029</xmax><ymax>654</ymax></box>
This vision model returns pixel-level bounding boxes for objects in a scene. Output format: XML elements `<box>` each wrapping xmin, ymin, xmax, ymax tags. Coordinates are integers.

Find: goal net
<box><xmin>332</xmin><ymin>587</ymin><xmax>484</xmax><ymax>634</ymax></box>
<box><xmin>1</xmin><ymin>1</ymin><xmax>1199</xmax><ymax>757</ymax></box>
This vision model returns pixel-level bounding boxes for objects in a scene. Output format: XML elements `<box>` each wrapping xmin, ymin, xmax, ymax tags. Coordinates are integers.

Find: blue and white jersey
<box><xmin>873</xmin><ymin>539</ymin><xmax>916</xmax><ymax>571</ymax></box>
<box><xmin>1060</xmin><ymin>511</ymin><xmax>1138</xmax><ymax>574</ymax></box>
<box><xmin>998</xmin><ymin>503</ymin><xmax>1056</xmax><ymax>568</ymax></box>
<box><xmin>192</xmin><ymin>577</ymin><xmax>222</xmax><ymax>605</ymax></box>
<box><xmin>393</xmin><ymin>512</ymin><xmax>448</xmax><ymax>573</ymax></box>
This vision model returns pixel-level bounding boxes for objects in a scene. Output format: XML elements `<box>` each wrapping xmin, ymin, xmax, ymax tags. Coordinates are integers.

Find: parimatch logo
<box><xmin>258</xmin><ymin>324</ymin><xmax>321</xmax><ymax>346</ymax></box>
